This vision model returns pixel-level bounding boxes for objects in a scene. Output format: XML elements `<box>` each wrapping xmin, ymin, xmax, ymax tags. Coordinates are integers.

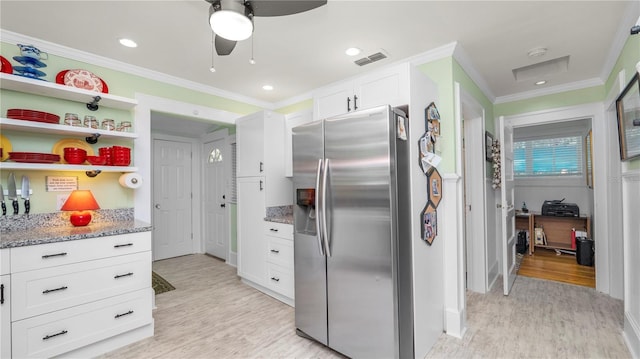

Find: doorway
<box><xmin>203</xmin><ymin>129</ymin><xmax>229</xmax><ymax>260</ymax></box>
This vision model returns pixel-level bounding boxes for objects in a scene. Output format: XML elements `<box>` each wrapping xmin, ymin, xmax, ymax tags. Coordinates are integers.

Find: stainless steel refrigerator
<box><xmin>292</xmin><ymin>105</ymin><xmax>414</xmax><ymax>359</ymax></box>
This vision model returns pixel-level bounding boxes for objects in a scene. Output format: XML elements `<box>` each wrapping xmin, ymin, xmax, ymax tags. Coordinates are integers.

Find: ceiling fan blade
<box><xmin>215</xmin><ymin>35</ymin><xmax>238</xmax><ymax>56</ymax></box>
<box><xmin>251</xmin><ymin>0</ymin><xmax>326</xmax><ymax>17</ymax></box>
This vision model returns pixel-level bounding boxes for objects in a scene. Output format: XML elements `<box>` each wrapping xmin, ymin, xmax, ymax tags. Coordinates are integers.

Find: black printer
<box><xmin>541</xmin><ymin>199</ymin><xmax>580</xmax><ymax>217</ymax></box>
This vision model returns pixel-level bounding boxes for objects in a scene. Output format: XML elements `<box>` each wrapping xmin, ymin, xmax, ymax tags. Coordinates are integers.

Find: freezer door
<box><xmin>292</xmin><ymin>120</ymin><xmax>328</xmax><ymax>345</ymax></box>
<box><xmin>324</xmin><ymin>106</ymin><xmax>398</xmax><ymax>358</ymax></box>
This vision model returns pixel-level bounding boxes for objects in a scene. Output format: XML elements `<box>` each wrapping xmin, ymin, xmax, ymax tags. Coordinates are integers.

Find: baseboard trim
<box><xmin>227</xmin><ymin>251</ymin><xmax>238</xmax><ymax>267</ymax></box>
<box><xmin>58</xmin><ymin>322</ymin><xmax>154</xmax><ymax>358</ymax></box>
<box><xmin>624</xmin><ymin>312</ymin><xmax>640</xmax><ymax>359</ymax></box>
<box><xmin>240</xmin><ymin>278</ymin><xmax>294</xmax><ymax>307</ymax></box>
<box><xmin>445</xmin><ymin>308</ymin><xmax>467</xmax><ymax>339</ymax></box>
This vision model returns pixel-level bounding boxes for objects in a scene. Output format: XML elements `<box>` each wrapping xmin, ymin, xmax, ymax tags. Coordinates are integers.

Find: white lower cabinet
<box><xmin>1</xmin><ymin>274</ymin><xmax>10</xmax><ymax>359</ymax></box>
<box><xmin>264</xmin><ymin>221</ymin><xmax>294</xmax><ymax>303</ymax></box>
<box><xmin>7</xmin><ymin>231</ymin><xmax>153</xmax><ymax>358</ymax></box>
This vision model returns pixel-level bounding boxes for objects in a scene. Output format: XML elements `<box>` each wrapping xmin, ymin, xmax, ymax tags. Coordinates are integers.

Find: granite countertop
<box><xmin>1</xmin><ymin>220</ymin><xmax>152</xmax><ymax>249</ymax></box>
<box><xmin>264</xmin><ymin>215</ymin><xmax>293</xmax><ymax>225</ymax></box>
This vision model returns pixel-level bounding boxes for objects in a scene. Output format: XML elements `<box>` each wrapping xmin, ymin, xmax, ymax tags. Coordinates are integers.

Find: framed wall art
<box><xmin>485</xmin><ymin>131</ymin><xmax>494</xmax><ymax>161</ymax></box>
<box><xmin>616</xmin><ymin>72</ymin><xmax>640</xmax><ymax>161</ymax></box>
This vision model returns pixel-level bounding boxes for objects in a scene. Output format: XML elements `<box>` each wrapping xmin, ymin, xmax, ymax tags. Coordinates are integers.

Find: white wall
<box><xmin>622</xmin><ymin>169</ymin><xmax>640</xmax><ymax>358</ymax></box>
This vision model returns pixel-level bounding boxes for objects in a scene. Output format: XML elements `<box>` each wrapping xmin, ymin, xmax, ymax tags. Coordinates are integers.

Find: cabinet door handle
<box><xmin>347</xmin><ymin>97</ymin><xmax>351</xmax><ymax>112</ymax></box>
<box><xmin>270</xmin><ymin>249</ymin><xmax>280</xmax><ymax>254</ymax></box>
<box><xmin>270</xmin><ymin>228</ymin><xmax>278</xmax><ymax>232</ymax></box>
<box><xmin>259</xmin><ymin>161</ymin><xmax>264</xmax><ymax>173</ymax></box>
<box><xmin>42</xmin><ymin>252</ymin><xmax>67</xmax><ymax>259</ymax></box>
<box><xmin>1</xmin><ymin>284</ymin><xmax>4</xmax><ymax>305</ymax></box>
<box><xmin>353</xmin><ymin>95</ymin><xmax>358</xmax><ymax>110</ymax></box>
<box><xmin>115</xmin><ymin>310</ymin><xmax>134</xmax><ymax>319</ymax></box>
<box><xmin>114</xmin><ymin>243</ymin><xmax>133</xmax><ymax>248</ymax></box>
<box><xmin>270</xmin><ymin>276</ymin><xmax>280</xmax><ymax>282</ymax></box>
<box><xmin>43</xmin><ymin>286</ymin><xmax>68</xmax><ymax>294</ymax></box>
<box><xmin>43</xmin><ymin>330</ymin><xmax>68</xmax><ymax>341</ymax></box>
<box><xmin>260</xmin><ymin>180</ymin><xmax>264</xmax><ymax>191</ymax></box>
<box><xmin>114</xmin><ymin>272</ymin><xmax>134</xmax><ymax>279</ymax></box>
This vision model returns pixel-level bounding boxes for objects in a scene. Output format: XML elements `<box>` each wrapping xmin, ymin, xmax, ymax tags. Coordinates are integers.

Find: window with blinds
<box><xmin>231</xmin><ymin>142</ymin><xmax>237</xmax><ymax>203</ymax></box>
<box><xmin>514</xmin><ymin>135</ymin><xmax>583</xmax><ymax>177</ymax></box>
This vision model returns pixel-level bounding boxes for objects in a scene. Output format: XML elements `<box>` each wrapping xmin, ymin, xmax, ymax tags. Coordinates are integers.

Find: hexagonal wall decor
<box><xmin>427</xmin><ymin>168</ymin><xmax>442</xmax><ymax>208</ymax></box>
<box><xmin>421</xmin><ymin>202</ymin><xmax>437</xmax><ymax>245</ymax></box>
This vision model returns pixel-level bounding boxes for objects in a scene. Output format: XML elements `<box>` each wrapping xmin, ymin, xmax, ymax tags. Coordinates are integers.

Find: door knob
<box><xmin>220</xmin><ymin>203</ymin><xmax>226</xmax><ymax>208</ymax></box>
<box><xmin>155</xmin><ymin>204</ymin><xmax>160</xmax><ymax>209</ymax></box>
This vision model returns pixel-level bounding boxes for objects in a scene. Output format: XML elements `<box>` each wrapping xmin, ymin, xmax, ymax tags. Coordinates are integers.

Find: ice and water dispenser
<box><xmin>295</xmin><ymin>188</ymin><xmax>317</xmax><ymax>235</ymax></box>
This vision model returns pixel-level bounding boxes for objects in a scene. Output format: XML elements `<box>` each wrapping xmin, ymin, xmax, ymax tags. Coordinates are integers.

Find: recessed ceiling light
<box><xmin>119</xmin><ymin>38</ymin><xmax>138</xmax><ymax>48</ymax></box>
<box><xmin>535</xmin><ymin>80</ymin><xmax>547</xmax><ymax>86</ymax></box>
<box><xmin>262</xmin><ymin>85</ymin><xmax>274</xmax><ymax>91</ymax></box>
<box><xmin>345</xmin><ymin>47</ymin><xmax>361</xmax><ymax>56</ymax></box>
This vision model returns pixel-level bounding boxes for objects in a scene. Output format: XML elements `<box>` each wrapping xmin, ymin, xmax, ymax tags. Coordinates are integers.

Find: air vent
<box><xmin>354</xmin><ymin>50</ymin><xmax>388</xmax><ymax>66</ymax></box>
<box><xmin>512</xmin><ymin>56</ymin><xmax>570</xmax><ymax>82</ymax></box>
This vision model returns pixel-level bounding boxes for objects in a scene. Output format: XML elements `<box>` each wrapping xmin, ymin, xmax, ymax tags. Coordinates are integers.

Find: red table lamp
<box><xmin>61</xmin><ymin>190</ymin><xmax>100</xmax><ymax>226</ymax></box>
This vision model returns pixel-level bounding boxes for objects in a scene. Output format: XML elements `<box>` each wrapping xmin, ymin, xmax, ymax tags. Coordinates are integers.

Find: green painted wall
<box><xmin>494</xmin><ymin>86</ymin><xmax>605</xmax><ymax>118</ymax></box>
<box><xmin>0</xmin><ymin>41</ymin><xmax>259</xmax><ymax>214</ymax></box>
<box><xmin>276</xmin><ymin>99</ymin><xmax>313</xmax><ymax>114</ymax></box>
<box><xmin>605</xmin><ymin>35</ymin><xmax>640</xmax><ymax>170</ymax></box>
<box><xmin>418</xmin><ymin>57</ymin><xmax>455</xmax><ymax>173</ymax></box>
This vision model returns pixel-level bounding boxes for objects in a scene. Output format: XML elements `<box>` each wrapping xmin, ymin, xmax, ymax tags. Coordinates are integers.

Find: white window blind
<box><xmin>231</xmin><ymin>142</ymin><xmax>237</xmax><ymax>203</ymax></box>
<box><xmin>514</xmin><ymin>135</ymin><xmax>583</xmax><ymax>177</ymax></box>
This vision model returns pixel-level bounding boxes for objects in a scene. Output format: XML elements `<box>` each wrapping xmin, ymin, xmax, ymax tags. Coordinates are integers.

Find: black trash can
<box><xmin>576</xmin><ymin>237</ymin><xmax>594</xmax><ymax>266</ymax></box>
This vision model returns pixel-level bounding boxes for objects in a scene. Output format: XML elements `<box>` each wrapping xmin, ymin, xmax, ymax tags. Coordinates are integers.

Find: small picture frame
<box><xmin>615</xmin><ymin>73</ymin><xmax>640</xmax><ymax>161</ymax></box>
<box><xmin>421</xmin><ymin>203</ymin><xmax>438</xmax><ymax>245</ymax></box>
<box><xmin>485</xmin><ymin>131</ymin><xmax>494</xmax><ymax>161</ymax></box>
<box><xmin>427</xmin><ymin>168</ymin><xmax>442</xmax><ymax>208</ymax></box>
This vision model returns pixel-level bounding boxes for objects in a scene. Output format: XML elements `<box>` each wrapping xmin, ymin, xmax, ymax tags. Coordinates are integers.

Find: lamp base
<box><xmin>70</xmin><ymin>211</ymin><xmax>92</xmax><ymax>226</ymax></box>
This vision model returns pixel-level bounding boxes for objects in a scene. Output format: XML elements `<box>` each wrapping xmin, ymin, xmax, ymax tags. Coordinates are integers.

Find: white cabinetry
<box><xmin>264</xmin><ymin>221</ymin><xmax>294</xmax><ymax>304</ymax></box>
<box><xmin>313</xmin><ymin>64</ymin><xmax>409</xmax><ymax>121</ymax></box>
<box><xmin>9</xmin><ymin>232</ymin><xmax>153</xmax><ymax>358</ymax></box>
<box><xmin>237</xmin><ymin>177</ymin><xmax>267</xmax><ymax>286</ymax></box>
<box><xmin>284</xmin><ymin>109</ymin><xmax>313</xmax><ymax>177</ymax></box>
<box><xmin>236</xmin><ymin>110</ymin><xmax>291</xmax><ymax>206</ymax></box>
<box><xmin>1</xmin><ymin>249</ymin><xmax>10</xmax><ymax>359</ymax></box>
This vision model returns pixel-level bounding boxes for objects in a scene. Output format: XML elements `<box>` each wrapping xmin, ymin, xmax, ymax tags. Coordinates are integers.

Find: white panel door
<box><xmin>203</xmin><ymin>133</ymin><xmax>228</xmax><ymax>260</ymax></box>
<box><xmin>500</xmin><ymin>116</ymin><xmax>517</xmax><ymax>295</ymax></box>
<box><xmin>153</xmin><ymin>139</ymin><xmax>193</xmax><ymax>260</ymax></box>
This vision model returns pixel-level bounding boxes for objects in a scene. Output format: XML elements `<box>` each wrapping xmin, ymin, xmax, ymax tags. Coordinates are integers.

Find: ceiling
<box><xmin>0</xmin><ymin>1</ymin><xmax>636</xmax><ymax>107</ymax></box>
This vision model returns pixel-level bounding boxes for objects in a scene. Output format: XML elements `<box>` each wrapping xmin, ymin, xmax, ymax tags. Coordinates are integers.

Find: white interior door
<box><xmin>153</xmin><ymin>139</ymin><xmax>193</xmax><ymax>261</ymax></box>
<box><xmin>203</xmin><ymin>131</ymin><xmax>228</xmax><ymax>260</ymax></box>
<box><xmin>500</xmin><ymin>116</ymin><xmax>517</xmax><ymax>295</ymax></box>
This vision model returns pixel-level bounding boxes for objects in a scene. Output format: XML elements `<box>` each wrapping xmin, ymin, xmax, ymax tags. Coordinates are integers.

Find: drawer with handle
<box><xmin>10</xmin><ymin>231</ymin><xmax>151</xmax><ymax>273</ymax></box>
<box><xmin>266</xmin><ymin>236</ymin><xmax>293</xmax><ymax>269</ymax></box>
<box><xmin>263</xmin><ymin>221</ymin><xmax>293</xmax><ymax>240</ymax></box>
<box><xmin>11</xmin><ymin>288</ymin><xmax>152</xmax><ymax>359</ymax></box>
<box><xmin>266</xmin><ymin>263</ymin><xmax>294</xmax><ymax>299</ymax></box>
<box><xmin>11</xmin><ymin>251</ymin><xmax>151</xmax><ymax>321</ymax></box>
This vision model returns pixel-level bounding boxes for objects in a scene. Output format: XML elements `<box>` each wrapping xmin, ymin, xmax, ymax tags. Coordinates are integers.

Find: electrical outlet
<box><xmin>57</xmin><ymin>194</ymin><xmax>69</xmax><ymax>210</ymax></box>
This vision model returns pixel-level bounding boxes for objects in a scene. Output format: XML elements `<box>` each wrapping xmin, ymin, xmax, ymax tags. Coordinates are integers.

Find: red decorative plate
<box><xmin>0</xmin><ymin>56</ymin><xmax>12</xmax><ymax>74</ymax></box>
<box><xmin>9</xmin><ymin>152</ymin><xmax>60</xmax><ymax>163</ymax></box>
<box><xmin>6</xmin><ymin>109</ymin><xmax>60</xmax><ymax>124</ymax></box>
<box><xmin>56</xmin><ymin>70</ymin><xmax>109</xmax><ymax>93</ymax></box>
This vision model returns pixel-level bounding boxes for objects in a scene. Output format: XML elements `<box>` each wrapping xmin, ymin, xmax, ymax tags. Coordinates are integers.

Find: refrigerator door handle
<box><xmin>322</xmin><ymin>158</ymin><xmax>331</xmax><ymax>257</ymax></box>
<box><xmin>315</xmin><ymin>158</ymin><xmax>326</xmax><ymax>256</ymax></box>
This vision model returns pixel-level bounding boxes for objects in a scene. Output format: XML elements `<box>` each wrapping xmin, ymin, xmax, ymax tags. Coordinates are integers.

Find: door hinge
<box><xmin>191</xmin><ymin>192</ymin><xmax>193</xmax><ymax>199</ymax></box>
<box><xmin>191</xmin><ymin>233</ymin><xmax>193</xmax><ymax>239</ymax></box>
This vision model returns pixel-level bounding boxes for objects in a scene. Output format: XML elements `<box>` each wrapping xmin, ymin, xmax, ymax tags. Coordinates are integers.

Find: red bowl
<box><xmin>112</xmin><ymin>158</ymin><xmax>131</xmax><ymax>166</ymax></box>
<box><xmin>86</xmin><ymin>155</ymin><xmax>106</xmax><ymax>165</ymax></box>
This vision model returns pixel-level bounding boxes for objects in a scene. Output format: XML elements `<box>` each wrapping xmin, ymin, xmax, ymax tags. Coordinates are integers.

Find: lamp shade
<box><xmin>61</xmin><ymin>190</ymin><xmax>100</xmax><ymax>226</ymax></box>
<box><xmin>209</xmin><ymin>1</ymin><xmax>253</xmax><ymax>41</ymax></box>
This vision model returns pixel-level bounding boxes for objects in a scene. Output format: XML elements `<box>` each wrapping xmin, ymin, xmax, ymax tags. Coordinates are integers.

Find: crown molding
<box><xmin>0</xmin><ymin>29</ymin><xmax>274</xmax><ymax>111</ymax></box>
<box><xmin>599</xmin><ymin>1</ymin><xmax>640</xmax><ymax>82</ymax></box>
<box><xmin>494</xmin><ymin>77</ymin><xmax>603</xmax><ymax>104</ymax></box>
<box><xmin>407</xmin><ymin>41</ymin><xmax>457</xmax><ymax>66</ymax></box>
<box><xmin>452</xmin><ymin>43</ymin><xmax>496</xmax><ymax>103</ymax></box>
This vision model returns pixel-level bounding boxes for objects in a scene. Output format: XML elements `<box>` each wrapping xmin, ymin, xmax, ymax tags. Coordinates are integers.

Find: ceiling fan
<box><xmin>206</xmin><ymin>0</ymin><xmax>327</xmax><ymax>56</ymax></box>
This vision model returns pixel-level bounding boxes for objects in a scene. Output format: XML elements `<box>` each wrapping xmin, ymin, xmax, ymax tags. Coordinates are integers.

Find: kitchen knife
<box><xmin>21</xmin><ymin>175</ymin><xmax>30</xmax><ymax>215</ymax></box>
<box><xmin>0</xmin><ymin>184</ymin><xmax>5</xmax><ymax>216</ymax></box>
<box><xmin>7</xmin><ymin>173</ymin><xmax>18</xmax><ymax>215</ymax></box>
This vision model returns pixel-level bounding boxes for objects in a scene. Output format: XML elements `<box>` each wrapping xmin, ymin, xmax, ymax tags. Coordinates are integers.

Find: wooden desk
<box><xmin>514</xmin><ymin>212</ymin><xmax>590</xmax><ymax>255</ymax></box>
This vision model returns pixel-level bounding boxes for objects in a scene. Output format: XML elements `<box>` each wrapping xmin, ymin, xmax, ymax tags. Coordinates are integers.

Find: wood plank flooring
<box><xmin>101</xmin><ymin>254</ymin><xmax>627</xmax><ymax>358</ymax></box>
<box><xmin>518</xmin><ymin>248</ymin><xmax>596</xmax><ymax>288</ymax></box>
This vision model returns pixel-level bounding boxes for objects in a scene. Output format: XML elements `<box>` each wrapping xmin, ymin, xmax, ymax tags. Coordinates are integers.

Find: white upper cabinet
<box><xmin>236</xmin><ymin>112</ymin><xmax>266</xmax><ymax>178</ymax></box>
<box><xmin>284</xmin><ymin>109</ymin><xmax>313</xmax><ymax>177</ymax></box>
<box><xmin>313</xmin><ymin>64</ymin><xmax>409</xmax><ymax>121</ymax></box>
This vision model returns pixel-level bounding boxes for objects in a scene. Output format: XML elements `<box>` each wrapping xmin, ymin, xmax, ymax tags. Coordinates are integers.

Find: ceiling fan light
<box><xmin>210</xmin><ymin>9</ymin><xmax>253</xmax><ymax>41</ymax></box>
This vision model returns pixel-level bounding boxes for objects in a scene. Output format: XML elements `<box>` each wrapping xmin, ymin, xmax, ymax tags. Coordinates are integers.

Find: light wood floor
<box><xmin>102</xmin><ymin>254</ymin><xmax>627</xmax><ymax>359</ymax></box>
<box><xmin>518</xmin><ymin>248</ymin><xmax>596</xmax><ymax>288</ymax></box>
